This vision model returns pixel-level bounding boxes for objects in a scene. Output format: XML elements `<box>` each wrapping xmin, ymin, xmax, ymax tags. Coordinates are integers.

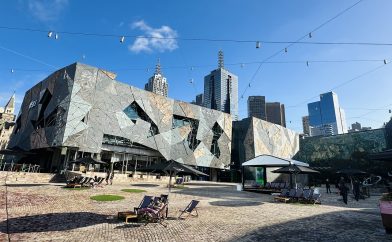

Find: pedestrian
<box><xmin>326</xmin><ymin>178</ymin><xmax>331</xmax><ymax>193</ymax></box>
<box><xmin>353</xmin><ymin>179</ymin><xmax>361</xmax><ymax>201</ymax></box>
<box><xmin>109</xmin><ymin>171</ymin><xmax>114</xmax><ymax>185</ymax></box>
<box><xmin>105</xmin><ymin>170</ymin><xmax>110</xmax><ymax>185</ymax></box>
<box><xmin>339</xmin><ymin>177</ymin><xmax>348</xmax><ymax>204</ymax></box>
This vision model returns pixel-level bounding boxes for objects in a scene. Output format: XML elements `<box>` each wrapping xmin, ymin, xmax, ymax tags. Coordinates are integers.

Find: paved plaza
<box><xmin>0</xmin><ymin>177</ymin><xmax>390</xmax><ymax>242</ymax></box>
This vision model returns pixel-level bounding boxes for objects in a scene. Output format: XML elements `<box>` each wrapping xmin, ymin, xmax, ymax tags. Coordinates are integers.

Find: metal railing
<box><xmin>0</xmin><ymin>162</ymin><xmax>40</xmax><ymax>173</ymax></box>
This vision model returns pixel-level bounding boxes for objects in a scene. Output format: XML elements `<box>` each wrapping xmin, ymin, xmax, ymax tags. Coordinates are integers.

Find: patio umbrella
<box><xmin>272</xmin><ymin>164</ymin><xmax>319</xmax><ymax>188</ymax></box>
<box><xmin>139</xmin><ymin>160</ymin><xmax>208</xmax><ymax>217</ymax></box>
<box><xmin>140</xmin><ymin>160</ymin><xmax>208</xmax><ymax>194</ymax></box>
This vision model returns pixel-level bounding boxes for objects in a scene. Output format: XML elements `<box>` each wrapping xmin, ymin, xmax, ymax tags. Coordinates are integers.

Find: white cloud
<box><xmin>27</xmin><ymin>0</ymin><xmax>69</xmax><ymax>22</ymax></box>
<box><xmin>129</xmin><ymin>20</ymin><xmax>178</xmax><ymax>53</ymax></box>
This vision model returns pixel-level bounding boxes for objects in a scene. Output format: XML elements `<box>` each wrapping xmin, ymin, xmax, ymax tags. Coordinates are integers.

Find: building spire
<box><xmin>218</xmin><ymin>50</ymin><xmax>224</xmax><ymax>69</ymax></box>
<box><xmin>4</xmin><ymin>92</ymin><xmax>15</xmax><ymax>114</ymax></box>
<box><xmin>155</xmin><ymin>58</ymin><xmax>161</xmax><ymax>75</ymax></box>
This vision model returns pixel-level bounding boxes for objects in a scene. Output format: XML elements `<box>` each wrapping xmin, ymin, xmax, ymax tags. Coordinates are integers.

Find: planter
<box><xmin>379</xmin><ymin>200</ymin><xmax>392</xmax><ymax>234</ymax></box>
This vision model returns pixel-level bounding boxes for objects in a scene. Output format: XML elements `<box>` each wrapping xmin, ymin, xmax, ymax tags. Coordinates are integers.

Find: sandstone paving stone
<box><xmin>0</xmin><ymin>180</ymin><xmax>391</xmax><ymax>241</ymax></box>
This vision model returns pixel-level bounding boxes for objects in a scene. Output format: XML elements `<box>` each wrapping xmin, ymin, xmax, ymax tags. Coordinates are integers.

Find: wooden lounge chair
<box><xmin>275</xmin><ymin>188</ymin><xmax>296</xmax><ymax>203</ymax></box>
<box><xmin>142</xmin><ymin>203</ymin><xmax>169</xmax><ymax>227</ymax></box>
<box><xmin>178</xmin><ymin>200</ymin><xmax>200</xmax><ymax>219</ymax></box>
<box><xmin>274</xmin><ymin>189</ymin><xmax>290</xmax><ymax>203</ymax></box>
<box><xmin>134</xmin><ymin>195</ymin><xmax>154</xmax><ymax>214</ymax></box>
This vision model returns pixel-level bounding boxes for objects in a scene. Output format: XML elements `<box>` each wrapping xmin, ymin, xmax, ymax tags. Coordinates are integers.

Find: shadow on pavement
<box><xmin>2</xmin><ymin>212</ymin><xmax>114</xmax><ymax>233</ymax></box>
<box><xmin>227</xmin><ymin>210</ymin><xmax>388</xmax><ymax>242</ymax></box>
<box><xmin>4</xmin><ymin>184</ymin><xmax>50</xmax><ymax>187</ymax></box>
<box><xmin>131</xmin><ymin>184</ymin><xmax>160</xmax><ymax>187</ymax></box>
<box><xmin>209</xmin><ymin>200</ymin><xmax>262</xmax><ymax>207</ymax></box>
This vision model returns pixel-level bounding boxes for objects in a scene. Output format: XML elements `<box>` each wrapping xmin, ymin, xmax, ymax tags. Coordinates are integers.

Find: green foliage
<box><xmin>90</xmin><ymin>194</ymin><xmax>125</xmax><ymax>201</ymax></box>
<box><xmin>121</xmin><ymin>189</ymin><xmax>146</xmax><ymax>193</ymax></box>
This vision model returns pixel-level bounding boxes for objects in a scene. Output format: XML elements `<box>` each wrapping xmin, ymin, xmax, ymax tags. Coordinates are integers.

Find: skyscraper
<box><xmin>266</xmin><ymin>102</ymin><xmax>286</xmax><ymax>127</ymax></box>
<box><xmin>247</xmin><ymin>96</ymin><xmax>266</xmax><ymax>120</ymax></box>
<box><xmin>145</xmin><ymin>59</ymin><xmax>168</xmax><ymax>97</ymax></box>
<box><xmin>203</xmin><ymin>51</ymin><xmax>238</xmax><ymax>120</ymax></box>
<box><xmin>302</xmin><ymin>116</ymin><xmax>310</xmax><ymax>136</ymax></box>
<box><xmin>307</xmin><ymin>91</ymin><xmax>347</xmax><ymax>136</ymax></box>
<box><xmin>195</xmin><ymin>94</ymin><xmax>203</xmax><ymax>106</ymax></box>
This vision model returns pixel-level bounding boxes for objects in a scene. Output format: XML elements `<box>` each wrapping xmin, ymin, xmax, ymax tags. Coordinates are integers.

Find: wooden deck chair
<box><xmin>178</xmin><ymin>200</ymin><xmax>200</xmax><ymax>219</ymax></box>
<box><xmin>134</xmin><ymin>195</ymin><xmax>154</xmax><ymax>214</ymax></box>
<box><xmin>143</xmin><ymin>203</ymin><xmax>169</xmax><ymax>227</ymax></box>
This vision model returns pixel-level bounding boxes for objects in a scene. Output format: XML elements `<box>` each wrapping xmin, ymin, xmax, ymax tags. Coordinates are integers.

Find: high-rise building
<box><xmin>195</xmin><ymin>94</ymin><xmax>203</xmax><ymax>106</ymax></box>
<box><xmin>266</xmin><ymin>102</ymin><xmax>286</xmax><ymax>127</ymax></box>
<box><xmin>348</xmin><ymin>122</ymin><xmax>371</xmax><ymax>132</ymax></box>
<box><xmin>144</xmin><ymin>59</ymin><xmax>168</xmax><ymax>97</ymax></box>
<box><xmin>302</xmin><ymin>116</ymin><xmax>310</xmax><ymax>136</ymax></box>
<box><xmin>307</xmin><ymin>91</ymin><xmax>347</xmax><ymax>136</ymax></box>
<box><xmin>247</xmin><ymin>96</ymin><xmax>266</xmax><ymax>120</ymax></box>
<box><xmin>203</xmin><ymin>51</ymin><xmax>238</xmax><ymax>120</ymax></box>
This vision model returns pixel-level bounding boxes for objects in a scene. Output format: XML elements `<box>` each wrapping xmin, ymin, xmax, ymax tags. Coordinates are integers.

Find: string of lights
<box><xmin>286</xmin><ymin>60</ymin><xmax>390</xmax><ymax>108</ymax></box>
<box><xmin>239</xmin><ymin>0</ymin><xmax>365</xmax><ymax>100</ymax></box>
<box><xmin>1</xmin><ymin>59</ymin><xmax>387</xmax><ymax>73</ymax></box>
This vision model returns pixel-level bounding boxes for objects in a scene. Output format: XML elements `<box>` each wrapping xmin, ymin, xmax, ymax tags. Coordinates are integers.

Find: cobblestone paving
<box><xmin>0</xmin><ymin>178</ymin><xmax>390</xmax><ymax>242</ymax></box>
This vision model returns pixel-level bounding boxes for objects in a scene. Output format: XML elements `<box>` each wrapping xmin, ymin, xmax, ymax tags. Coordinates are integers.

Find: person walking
<box><xmin>339</xmin><ymin>177</ymin><xmax>348</xmax><ymax>204</ymax></box>
<box><xmin>105</xmin><ymin>170</ymin><xmax>110</xmax><ymax>185</ymax></box>
<box><xmin>109</xmin><ymin>171</ymin><xmax>114</xmax><ymax>185</ymax></box>
<box><xmin>326</xmin><ymin>178</ymin><xmax>331</xmax><ymax>194</ymax></box>
<box><xmin>353</xmin><ymin>179</ymin><xmax>361</xmax><ymax>201</ymax></box>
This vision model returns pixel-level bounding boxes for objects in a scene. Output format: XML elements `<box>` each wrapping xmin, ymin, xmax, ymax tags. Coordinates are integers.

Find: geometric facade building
<box><xmin>8</xmin><ymin>63</ymin><xmax>232</xmax><ymax>172</ymax></box>
<box><xmin>203</xmin><ymin>51</ymin><xmax>238</xmax><ymax>121</ymax></box>
<box><xmin>232</xmin><ymin>117</ymin><xmax>299</xmax><ymax>182</ymax></box>
<box><xmin>307</xmin><ymin>91</ymin><xmax>347</xmax><ymax>136</ymax></box>
<box><xmin>144</xmin><ymin>59</ymin><xmax>168</xmax><ymax>97</ymax></box>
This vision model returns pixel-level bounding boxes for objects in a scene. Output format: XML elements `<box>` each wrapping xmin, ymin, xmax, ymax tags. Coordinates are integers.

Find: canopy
<box><xmin>68</xmin><ymin>157</ymin><xmax>107</xmax><ymax>165</ymax></box>
<box><xmin>0</xmin><ymin>148</ymin><xmax>35</xmax><ymax>156</ymax></box>
<box><xmin>139</xmin><ymin>160</ymin><xmax>208</xmax><ymax>177</ymax></box>
<box><xmin>336</xmin><ymin>168</ymin><xmax>367</xmax><ymax>176</ymax></box>
<box><xmin>272</xmin><ymin>164</ymin><xmax>320</xmax><ymax>174</ymax></box>
<box><xmin>241</xmin><ymin>154</ymin><xmax>309</xmax><ymax>167</ymax></box>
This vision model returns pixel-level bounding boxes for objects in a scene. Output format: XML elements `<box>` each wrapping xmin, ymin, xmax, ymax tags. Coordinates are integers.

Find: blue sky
<box><xmin>1</xmin><ymin>0</ymin><xmax>392</xmax><ymax>132</ymax></box>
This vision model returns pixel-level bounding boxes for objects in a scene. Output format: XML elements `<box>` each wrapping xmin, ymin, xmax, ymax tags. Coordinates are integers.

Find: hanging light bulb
<box><xmin>256</xmin><ymin>41</ymin><xmax>260</xmax><ymax>49</ymax></box>
<box><xmin>285</xmin><ymin>48</ymin><xmax>288</xmax><ymax>53</ymax></box>
<box><xmin>189</xmin><ymin>78</ymin><xmax>194</xmax><ymax>84</ymax></box>
<box><xmin>248</xmin><ymin>83</ymin><xmax>251</xmax><ymax>87</ymax></box>
<box><xmin>309</xmin><ymin>32</ymin><xmax>312</xmax><ymax>38</ymax></box>
<box><xmin>240</xmin><ymin>63</ymin><xmax>244</xmax><ymax>68</ymax></box>
<box><xmin>384</xmin><ymin>59</ymin><xmax>388</xmax><ymax>64</ymax></box>
<box><xmin>48</xmin><ymin>31</ymin><xmax>53</xmax><ymax>38</ymax></box>
<box><xmin>120</xmin><ymin>36</ymin><xmax>125</xmax><ymax>43</ymax></box>
<box><xmin>306</xmin><ymin>61</ymin><xmax>309</xmax><ymax>67</ymax></box>
<box><xmin>190</xmin><ymin>66</ymin><xmax>194</xmax><ymax>71</ymax></box>
<box><xmin>55</xmin><ymin>33</ymin><xmax>59</xmax><ymax>40</ymax></box>
<box><xmin>11</xmin><ymin>69</ymin><xmax>14</xmax><ymax>73</ymax></box>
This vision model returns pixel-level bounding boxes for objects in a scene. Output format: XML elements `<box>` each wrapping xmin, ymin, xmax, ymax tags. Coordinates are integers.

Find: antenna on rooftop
<box><xmin>218</xmin><ymin>50</ymin><xmax>224</xmax><ymax>69</ymax></box>
<box><xmin>155</xmin><ymin>58</ymin><xmax>161</xmax><ymax>75</ymax></box>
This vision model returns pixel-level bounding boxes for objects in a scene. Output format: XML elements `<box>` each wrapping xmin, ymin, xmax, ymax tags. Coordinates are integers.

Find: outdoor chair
<box><xmin>301</xmin><ymin>189</ymin><xmax>313</xmax><ymax>202</ymax></box>
<box><xmin>310</xmin><ymin>193</ymin><xmax>321</xmax><ymax>204</ymax></box>
<box><xmin>81</xmin><ymin>177</ymin><xmax>93</xmax><ymax>187</ymax></box>
<box><xmin>65</xmin><ymin>176</ymin><xmax>84</xmax><ymax>188</ymax></box>
<box><xmin>294</xmin><ymin>188</ymin><xmax>304</xmax><ymax>201</ymax></box>
<box><xmin>274</xmin><ymin>189</ymin><xmax>290</xmax><ymax>203</ymax></box>
<box><xmin>141</xmin><ymin>202</ymin><xmax>169</xmax><ymax>227</ymax></box>
<box><xmin>134</xmin><ymin>195</ymin><xmax>154</xmax><ymax>214</ymax></box>
<box><xmin>178</xmin><ymin>200</ymin><xmax>200</xmax><ymax>219</ymax></box>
